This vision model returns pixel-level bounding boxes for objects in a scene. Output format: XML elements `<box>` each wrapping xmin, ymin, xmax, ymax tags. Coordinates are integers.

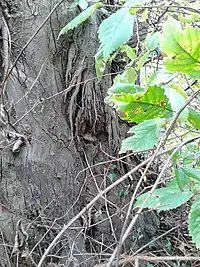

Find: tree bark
<box><xmin>0</xmin><ymin>1</ymin><xmax>158</xmax><ymax>266</ymax></box>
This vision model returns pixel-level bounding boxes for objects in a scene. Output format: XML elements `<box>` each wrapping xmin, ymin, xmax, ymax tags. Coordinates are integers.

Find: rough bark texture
<box><xmin>0</xmin><ymin>1</ymin><xmax>158</xmax><ymax>266</ymax></box>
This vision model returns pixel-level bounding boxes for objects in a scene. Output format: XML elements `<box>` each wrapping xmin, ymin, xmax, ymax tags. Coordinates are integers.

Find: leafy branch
<box><xmin>57</xmin><ymin>0</ymin><xmax>200</xmax><ymax>249</ymax></box>
<box><xmin>39</xmin><ymin>1</ymin><xmax>200</xmax><ymax>266</ymax></box>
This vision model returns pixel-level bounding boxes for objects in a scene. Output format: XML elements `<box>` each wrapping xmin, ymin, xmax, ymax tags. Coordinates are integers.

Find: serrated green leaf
<box><xmin>160</xmin><ymin>17</ymin><xmax>200</xmax><ymax>79</ymax></box>
<box><xmin>113</xmin><ymin>86</ymin><xmax>172</xmax><ymax>123</ymax></box>
<box><xmin>58</xmin><ymin>3</ymin><xmax>103</xmax><ymax>38</ymax></box>
<box><xmin>121</xmin><ymin>45</ymin><xmax>136</xmax><ymax>61</ymax></box>
<box><xmin>188</xmin><ymin>108</ymin><xmax>200</xmax><ymax>130</ymax></box>
<box><xmin>119</xmin><ymin>119</ymin><xmax>164</xmax><ymax>153</ymax></box>
<box><xmin>189</xmin><ymin>196</ymin><xmax>200</xmax><ymax>248</ymax></box>
<box><xmin>164</xmin><ymin>86</ymin><xmax>189</xmax><ymax>122</ymax></box>
<box><xmin>135</xmin><ymin>179</ymin><xmax>194</xmax><ymax>211</ymax></box>
<box><xmin>98</xmin><ymin>8</ymin><xmax>134</xmax><ymax>59</ymax></box>
<box><xmin>145</xmin><ymin>32</ymin><xmax>160</xmax><ymax>52</ymax></box>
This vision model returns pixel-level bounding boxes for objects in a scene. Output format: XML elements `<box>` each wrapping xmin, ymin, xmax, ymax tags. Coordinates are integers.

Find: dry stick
<box><xmin>115</xmin><ymin>167</ymin><xmax>145</xmax><ymax>266</ymax></box>
<box><xmin>133</xmin><ymin>222</ymin><xmax>185</xmax><ymax>256</ymax></box>
<box><xmin>37</xmin><ymin>146</ymin><xmax>175</xmax><ymax>267</ymax></box>
<box><xmin>1</xmin><ymin>16</ymin><xmax>10</xmax><ymax>102</ymax></box>
<box><xmin>1</xmin><ymin>231</ymin><xmax>11</xmax><ymax>267</ymax></box>
<box><xmin>13</xmin><ymin>100</ymin><xmax>41</xmax><ymax>126</ymax></box>
<box><xmin>135</xmin><ymin>259</ymin><xmax>139</xmax><ymax>267</ymax></box>
<box><xmin>0</xmin><ymin>0</ymin><xmax>66</xmax><ymax>90</ymax></box>
<box><xmin>105</xmin><ymin>135</ymin><xmax>200</xmax><ymax>267</ymax></box>
<box><xmin>93</xmin><ymin>222</ymin><xmax>184</xmax><ymax>267</ymax></box>
<box><xmin>75</xmin><ymin>146</ymin><xmax>156</xmax><ymax>181</ymax></box>
<box><xmin>114</xmin><ymin>88</ymin><xmax>200</xmax><ymax>267</ymax></box>
<box><xmin>96</xmin><ymin>256</ymin><xmax>200</xmax><ymax>267</ymax></box>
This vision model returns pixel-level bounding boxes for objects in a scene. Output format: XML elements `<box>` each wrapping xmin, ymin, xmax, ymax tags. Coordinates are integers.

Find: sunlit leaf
<box><xmin>188</xmin><ymin>108</ymin><xmax>200</xmax><ymax>130</ymax></box>
<box><xmin>135</xmin><ymin>178</ymin><xmax>193</xmax><ymax>211</ymax></box>
<box><xmin>119</xmin><ymin>118</ymin><xmax>165</xmax><ymax>153</ymax></box>
<box><xmin>160</xmin><ymin>17</ymin><xmax>200</xmax><ymax>79</ymax></box>
<box><xmin>98</xmin><ymin>8</ymin><xmax>134</xmax><ymax>59</ymax></box>
<box><xmin>112</xmin><ymin>86</ymin><xmax>173</xmax><ymax>123</ymax></box>
<box><xmin>121</xmin><ymin>45</ymin><xmax>136</xmax><ymax>61</ymax></box>
<box><xmin>136</xmin><ymin>52</ymin><xmax>149</xmax><ymax>70</ymax></box>
<box><xmin>145</xmin><ymin>32</ymin><xmax>160</xmax><ymax>52</ymax></box>
<box><xmin>148</xmin><ymin>71</ymin><xmax>173</xmax><ymax>86</ymax></box>
<box><xmin>164</xmin><ymin>86</ymin><xmax>189</xmax><ymax>122</ymax></box>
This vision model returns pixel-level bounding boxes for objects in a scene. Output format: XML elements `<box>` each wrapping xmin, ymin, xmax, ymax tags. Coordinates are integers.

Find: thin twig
<box><xmin>111</xmin><ymin>88</ymin><xmax>200</xmax><ymax>266</ymax></box>
<box><xmin>1</xmin><ymin>0</ymin><xmax>66</xmax><ymax>89</ymax></box>
<box><xmin>105</xmin><ymin>135</ymin><xmax>200</xmax><ymax>267</ymax></box>
<box><xmin>95</xmin><ymin>255</ymin><xmax>200</xmax><ymax>267</ymax></box>
<box><xmin>37</xmin><ymin>145</ymin><xmax>177</xmax><ymax>267</ymax></box>
<box><xmin>1</xmin><ymin>231</ymin><xmax>11</xmax><ymax>267</ymax></box>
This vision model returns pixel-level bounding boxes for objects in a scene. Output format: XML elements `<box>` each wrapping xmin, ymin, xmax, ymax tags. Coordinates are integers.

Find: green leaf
<box><xmin>113</xmin><ymin>86</ymin><xmax>173</xmax><ymax>123</ymax></box>
<box><xmin>119</xmin><ymin>119</ymin><xmax>165</xmax><ymax>153</ymax></box>
<box><xmin>188</xmin><ymin>108</ymin><xmax>200</xmax><ymax>130</ymax></box>
<box><xmin>105</xmin><ymin>83</ymin><xmax>144</xmax><ymax>106</ymax></box>
<box><xmin>145</xmin><ymin>32</ymin><xmax>160</xmax><ymax>52</ymax></box>
<box><xmin>98</xmin><ymin>8</ymin><xmax>134</xmax><ymax>59</ymax></box>
<box><xmin>58</xmin><ymin>3</ymin><xmax>103</xmax><ymax>38</ymax></box>
<box><xmin>95</xmin><ymin>59</ymin><xmax>106</xmax><ymax>79</ymax></box>
<box><xmin>113</xmin><ymin>67</ymin><xmax>137</xmax><ymax>84</ymax></box>
<box><xmin>160</xmin><ymin>17</ymin><xmax>200</xmax><ymax>79</ymax></box>
<box><xmin>135</xmin><ymin>179</ymin><xmax>194</xmax><ymax>211</ymax></box>
<box><xmin>124</xmin><ymin>0</ymin><xmax>145</xmax><ymax>7</ymax></box>
<box><xmin>95</xmin><ymin>48</ymin><xmax>107</xmax><ymax>79</ymax></box>
<box><xmin>109</xmin><ymin>83</ymin><xmax>144</xmax><ymax>94</ymax></box>
<box><xmin>174</xmin><ymin>168</ymin><xmax>190</xmax><ymax>191</ymax></box>
<box><xmin>164</xmin><ymin>86</ymin><xmax>189</xmax><ymax>122</ymax></box>
<box><xmin>124</xmin><ymin>67</ymin><xmax>137</xmax><ymax>83</ymax></box>
<box><xmin>78</xmin><ymin>0</ymin><xmax>88</xmax><ymax>9</ymax></box>
<box><xmin>121</xmin><ymin>45</ymin><xmax>136</xmax><ymax>61</ymax></box>
<box><xmin>136</xmin><ymin>52</ymin><xmax>149</xmax><ymax>70</ymax></box>
<box><xmin>189</xmin><ymin>196</ymin><xmax>200</xmax><ymax>248</ymax></box>
<box><xmin>182</xmin><ymin>167</ymin><xmax>200</xmax><ymax>183</ymax></box>
<box><xmin>140</xmin><ymin>8</ymin><xmax>148</xmax><ymax>22</ymax></box>
<box><xmin>147</xmin><ymin>71</ymin><xmax>173</xmax><ymax>86</ymax></box>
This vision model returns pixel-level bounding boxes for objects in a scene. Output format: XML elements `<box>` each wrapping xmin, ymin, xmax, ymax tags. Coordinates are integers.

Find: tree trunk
<box><xmin>0</xmin><ymin>1</ymin><xmax>158</xmax><ymax>266</ymax></box>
